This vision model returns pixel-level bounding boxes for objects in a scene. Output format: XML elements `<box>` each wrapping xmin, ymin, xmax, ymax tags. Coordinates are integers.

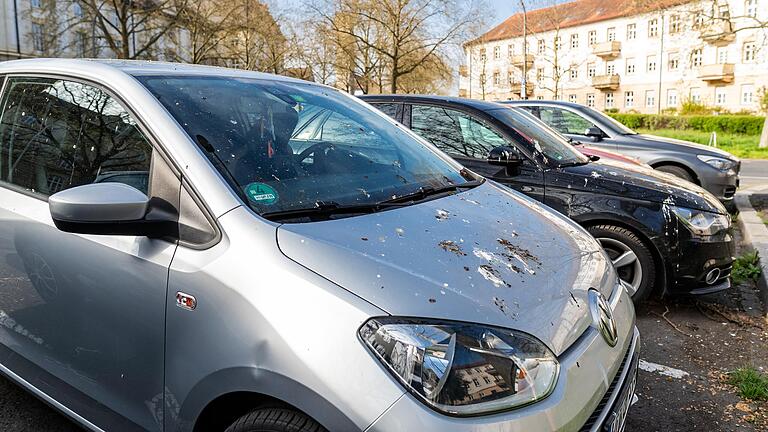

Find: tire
<box><xmin>224</xmin><ymin>408</ymin><xmax>326</xmax><ymax>432</ymax></box>
<box><xmin>655</xmin><ymin>164</ymin><xmax>695</xmax><ymax>183</ymax></box>
<box><xmin>587</xmin><ymin>225</ymin><xmax>656</xmax><ymax>302</ymax></box>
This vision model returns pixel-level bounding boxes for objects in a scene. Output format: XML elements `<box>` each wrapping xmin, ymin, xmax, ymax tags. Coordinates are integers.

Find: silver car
<box><xmin>0</xmin><ymin>59</ymin><xmax>638</xmax><ymax>432</ymax></box>
<box><xmin>504</xmin><ymin>101</ymin><xmax>741</xmax><ymax>201</ymax></box>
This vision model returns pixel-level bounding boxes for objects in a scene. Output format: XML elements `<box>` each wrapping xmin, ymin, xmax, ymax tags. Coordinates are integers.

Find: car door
<box><xmin>0</xmin><ymin>76</ymin><xmax>173</xmax><ymax>431</ymax></box>
<box><xmin>407</xmin><ymin>103</ymin><xmax>545</xmax><ymax>202</ymax></box>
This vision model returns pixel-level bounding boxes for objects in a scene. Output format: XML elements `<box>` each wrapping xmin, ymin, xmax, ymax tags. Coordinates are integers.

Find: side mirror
<box><xmin>487</xmin><ymin>146</ymin><xmax>523</xmax><ymax>176</ymax></box>
<box><xmin>49</xmin><ymin>183</ymin><xmax>175</xmax><ymax>237</ymax></box>
<box><xmin>584</xmin><ymin>127</ymin><xmax>605</xmax><ymax>142</ymax></box>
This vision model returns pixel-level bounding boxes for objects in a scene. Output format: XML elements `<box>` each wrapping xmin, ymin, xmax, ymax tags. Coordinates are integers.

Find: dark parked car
<box><xmin>502</xmin><ymin>100</ymin><xmax>740</xmax><ymax>201</ymax></box>
<box><xmin>361</xmin><ymin>95</ymin><xmax>735</xmax><ymax>301</ymax></box>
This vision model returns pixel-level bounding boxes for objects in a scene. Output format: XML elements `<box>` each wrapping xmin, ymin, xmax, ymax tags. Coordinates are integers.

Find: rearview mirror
<box><xmin>584</xmin><ymin>127</ymin><xmax>605</xmax><ymax>142</ymax></box>
<box><xmin>49</xmin><ymin>183</ymin><xmax>175</xmax><ymax>237</ymax></box>
<box><xmin>487</xmin><ymin>146</ymin><xmax>523</xmax><ymax>176</ymax></box>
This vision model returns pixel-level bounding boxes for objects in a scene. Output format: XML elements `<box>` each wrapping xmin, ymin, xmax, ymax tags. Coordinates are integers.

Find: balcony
<box><xmin>591</xmin><ymin>41</ymin><xmax>621</xmax><ymax>58</ymax></box>
<box><xmin>458</xmin><ymin>88</ymin><xmax>468</xmax><ymax>98</ymax></box>
<box><xmin>509</xmin><ymin>82</ymin><xmax>535</xmax><ymax>95</ymax></box>
<box><xmin>592</xmin><ymin>74</ymin><xmax>620</xmax><ymax>90</ymax></box>
<box><xmin>698</xmin><ymin>63</ymin><xmax>735</xmax><ymax>83</ymax></box>
<box><xmin>511</xmin><ymin>54</ymin><xmax>535</xmax><ymax>69</ymax></box>
<box><xmin>459</xmin><ymin>65</ymin><xmax>469</xmax><ymax>77</ymax></box>
<box><xmin>700</xmin><ymin>20</ymin><xmax>735</xmax><ymax>45</ymax></box>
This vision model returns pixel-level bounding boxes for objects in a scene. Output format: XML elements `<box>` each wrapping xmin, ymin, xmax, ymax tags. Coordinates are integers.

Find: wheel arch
<box><xmin>649</xmin><ymin>160</ymin><xmax>700</xmax><ymax>185</ymax></box>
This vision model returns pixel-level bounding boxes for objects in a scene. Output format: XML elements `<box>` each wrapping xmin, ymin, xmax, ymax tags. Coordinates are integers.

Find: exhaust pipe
<box><xmin>705</xmin><ymin>268</ymin><xmax>721</xmax><ymax>285</ymax></box>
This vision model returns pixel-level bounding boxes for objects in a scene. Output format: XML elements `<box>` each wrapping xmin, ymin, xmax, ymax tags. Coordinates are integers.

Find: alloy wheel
<box><xmin>596</xmin><ymin>237</ymin><xmax>643</xmax><ymax>295</ymax></box>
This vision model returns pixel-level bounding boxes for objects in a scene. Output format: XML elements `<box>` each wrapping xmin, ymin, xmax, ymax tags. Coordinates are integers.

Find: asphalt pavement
<box><xmin>739</xmin><ymin>159</ymin><xmax>768</xmax><ymax>190</ymax></box>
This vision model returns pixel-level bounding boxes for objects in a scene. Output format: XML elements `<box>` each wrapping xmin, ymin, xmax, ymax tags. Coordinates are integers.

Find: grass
<box><xmin>635</xmin><ymin>128</ymin><xmax>768</xmax><ymax>159</ymax></box>
<box><xmin>732</xmin><ymin>251</ymin><xmax>762</xmax><ymax>284</ymax></box>
<box><xmin>729</xmin><ymin>367</ymin><xmax>768</xmax><ymax>401</ymax></box>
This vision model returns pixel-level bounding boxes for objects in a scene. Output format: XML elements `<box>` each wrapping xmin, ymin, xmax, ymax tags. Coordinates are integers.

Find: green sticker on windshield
<box><xmin>244</xmin><ymin>183</ymin><xmax>278</xmax><ymax>205</ymax></box>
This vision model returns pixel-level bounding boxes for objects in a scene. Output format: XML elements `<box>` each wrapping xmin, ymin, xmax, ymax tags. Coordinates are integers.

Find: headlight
<box><xmin>697</xmin><ymin>155</ymin><xmax>737</xmax><ymax>172</ymax></box>
<box><xmin>670</xmin><ymin>206</ymin><xmax>730</xmax><ymax>236</ymax></box>
<box><xmin>359</xmin><ymin>317</ymin><xmax>559</xmax><ymax>416</ymax></box>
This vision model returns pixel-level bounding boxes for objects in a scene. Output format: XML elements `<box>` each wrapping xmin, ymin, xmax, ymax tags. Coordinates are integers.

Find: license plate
<box><xmin>605</xmin><ymin>367</ymin><xmax>637</xmax><ymax>432</ymax></box>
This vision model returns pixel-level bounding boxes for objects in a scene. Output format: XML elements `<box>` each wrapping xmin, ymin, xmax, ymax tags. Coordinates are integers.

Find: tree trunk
<box><xmin>760</xmin><ymin>116</ymin><xmax>768</xmax><ymax>148</ymax></box>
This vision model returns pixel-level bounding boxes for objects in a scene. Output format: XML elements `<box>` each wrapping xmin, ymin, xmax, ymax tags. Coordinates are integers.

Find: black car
<box><xmin>360</xmin><ymin>95</ymin><xmax>735</xmax><ymax>301</ymax></box>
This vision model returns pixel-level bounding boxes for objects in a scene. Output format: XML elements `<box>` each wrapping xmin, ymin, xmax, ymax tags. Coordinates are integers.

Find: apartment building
<box><xmin>459</xmin><ymin>0</ymin><xmax>768</xmax><ymax>114</ymax></box>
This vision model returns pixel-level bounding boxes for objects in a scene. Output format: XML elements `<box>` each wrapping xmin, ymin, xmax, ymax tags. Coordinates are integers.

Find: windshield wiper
<box><xmin>261</xmin><ymin>201</ymin><xmax>409</xmax><ymax>221</ymax></box>
<box><xmin>379</xmin><ymin>180</ymin><xmax>484</xmax><ymax>205</ymax></box>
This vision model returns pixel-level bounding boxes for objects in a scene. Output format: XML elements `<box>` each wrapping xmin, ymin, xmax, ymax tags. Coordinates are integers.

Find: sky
<box><xmin>488</xmin><ymin>0</ymin><xmax>522</xmax><ymax>28</ymax></box>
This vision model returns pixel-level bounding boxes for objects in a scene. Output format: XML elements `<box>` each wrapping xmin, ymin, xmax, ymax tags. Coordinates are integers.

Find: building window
<box><xmin>569</xmin><ymin>68</ymin><xmax>578</xmax><ymax>79</ymax></box>
<box><xmin>536</xmin><ymin>67</ymin><xmax>544</xmax><ymax>81</ymax></box>
<box><xmin>75</xmin><ymin>31</ymin><xmax>87</xmax><ymax>57</ymax></box>
<box><xmin>605</xmin><ymin>92</ymin><xmax>615</xmax><ymax>108</ymax></box>
<box><xmin>507</xmin><ymin>71</ymin><xmax>514</xmax><ymax>85</ymax></box>
<box><xmin>507</xmin><ymin>44</ymin><xmax>513</xmax><ymax>58</ymax></box>
<box><xmin>667</xmin><ymin>89</ymin><xmax>678</xmax><ymax>107</ymax></box>
<box><xmin>31</xmin><ymin>23</ymin><xmax>44</xmax><ymax>51</ymax></box>
<box><xmin>743</xmin><ymin>42</ymin><xmax>756</xmax><ymax>62</ymax></box>
<box><xmin>690</xmin><ymin>48</ymin><xmax>702</xmax><ymax>67</ymax></box>
<box><xmin>668</xmin><ymin>53</ymin><xmax>679</xmax><ymax>70</ymax></box>
<box><xmin>493</xmin><ymin>46</ymin><xmax>500</xmax><ymax>60</ymax></box>
<box><xmin>625</xmin><ymin>91</ymin><xmax>634</xmax><ymax>108</ymax></box>
<box><xmin>690</xmin><ymin>87</ymin><xmax>701</xmax><ymax>103</ymax></box>
<box><xmin>536</xmin><ymin>95</ymin><xmax>544</xmax><ymax>100</ymax></box>
<box><xmin>607</xmin><ymin>27</ymin><xmax>616</xmax><ymax>42</ymax></box>
<box><xmin>571</xmin><ymin>33</ymin><xmax>579</xmax><ymax>49</ymax></box>
<box><xmin>537</xmin><ymin>39</ymin><xmax>545</xmax><ymax>55</ymax></box>
<box><xmin>588</xmin><ymin>30</ymin><xmax>597</xmax><ymax>45</ymax></box>
<box><xmin>493</xmin><ymin>71</ymin><xmax>500</xmax><ymax>85</ymax></box>
<box><xmin>30</xmin><ymin>0</ymin><xmax>41</xmax><ymax>8</ymax></box>
<box><xmin>693</xmin><ymin>12</ymin><xmax>705</xmax><ymax>28</ymax></box>
<box><xmin>586</xmin><ymin>93</ymin><xmax>595</xmax><ymax>107</ymax></box>
<box><xmin>715</xmin><ymin>87</ymin><xmax>727</xmax><ymax>106</ymax></box>
<box><xmin>626</xmin><ymin>58</ymin><xmax>636</xmax><ymax>74</ymax></box>
<box><xmin>645</xmin><ymin>90</ymin><xmax>656</xmax><ymax>107</ymax></box>
<box><xmin>717</xmin><ymin>47</ymin><xmax>728</xmax><ymax>64</ymax></box>
<box><xmin>741</xmin><ymin>84</ymin><xmax>755</xmax><ymax>105</ymax></box>
<box><xmin>554</xmin><ymin>36</ymin><xmax>562</xmax><ymax>51</ymax></box>
<box><xmin>569</xmin><ymin>94</ymin><xmax>577</xmax><ymax>103</ymax></box>
<box><xmin>479</xmin><ymin>48</ymin><xmax>486</xmax><ymax>63</ymax></box>
<box><xmin>627</xmin><ymin>23</ymin><xmax>636</xmax><ymax>40</ymax></box>
<box><xmin>746</xmin><ymin>0</ymin><xmax>757</xmax><ymax>18</ymax></box>
<box><xmin>648</xmin><ymin>18</ymin><xmax>658</xmax><ymax>37</ymax></box>
<box><xmin>717</xmin><ymin>3</ymin><xmax>730</xmax><ymax>19</ymax></box>
<box><xmin>606</xmin><ymin>62</ymin><xmax>615</xmax><ymax>75</ymax></box>
<box><xmin>587</xmin><ymin>63</ymin><xmax>596</xmax><ymax>77</ymax></box>
<box><xmin>647</xmin><ymin>55</ymin><xmax>657</xmax><ymax>72</ymax></box>
<box><xmin>669</xmin><ymin>15</ymin><xmax>681</xmax><ymax>33</ymax></box>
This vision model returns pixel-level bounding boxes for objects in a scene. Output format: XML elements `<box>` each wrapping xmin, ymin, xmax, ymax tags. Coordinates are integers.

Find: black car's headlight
<box><xmin>671</xmin><ymin>206</ymin><xmax>730</xmax><ymax>236</ymax></box>
<box><xmin>697</xmin><ymin>155</ymin><xmax>737</xmax><ymax>172</ymax></box>
<box><xmin>359</xmin><ymin>317</ymin><xmax>559</xmax><ymax>416</ymax></box>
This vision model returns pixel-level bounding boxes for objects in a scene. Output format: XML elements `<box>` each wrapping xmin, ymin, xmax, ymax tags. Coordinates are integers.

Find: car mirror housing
<box><xmin>49</xmin><ymin>183</ymin><xmax>176</xmax><ymax>237</ymax></box>
<box><xmin>487</xmin><ymin>146</ymin><xmax>523</xmax><ymax>176</ymax></box>
<box><xmin>584</xmin><ymin>127</ymin><xmax>605</xmax><ymax>141</ymax></box>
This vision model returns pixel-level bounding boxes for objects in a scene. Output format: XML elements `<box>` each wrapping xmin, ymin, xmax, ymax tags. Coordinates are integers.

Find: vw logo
<box><xmin>588</xmin><ymin>289</ymin><xmax>618</xmax><ymax>347</ymax></box>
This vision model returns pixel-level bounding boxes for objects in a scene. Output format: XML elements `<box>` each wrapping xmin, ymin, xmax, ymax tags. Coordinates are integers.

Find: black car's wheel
<box><xmin>587</xmin><ymin>225</ymin><xmax>656</xmax><ymax>301</ymax></box>
<box><xmin>655</xmin><ymin>164</ymin><xmax>695</xmax><ymax>183</ymax></box>
<box><xmin>225</xmin><ymin>408</ymin><xmax>326</xmax><ymax>432</ymax></box>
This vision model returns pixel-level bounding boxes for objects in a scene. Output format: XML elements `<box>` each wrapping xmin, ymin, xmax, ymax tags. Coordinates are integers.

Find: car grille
<box><xmin>578</xmin><ymin>341</ymin><xmax>633</xmax><ymax>432</ymax></box>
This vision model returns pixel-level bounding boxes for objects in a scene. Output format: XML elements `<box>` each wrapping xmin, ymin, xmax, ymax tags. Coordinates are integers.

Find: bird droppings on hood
<box><xmin>463</xmin><ymin>266</ymin><xmax>470</xmax><ymax>271</ymax></box>
<box><xmin>590</xmin><ymin>171</ymin><xmax>602</xmax><ymax>179</ymax></box>
<box><xmin>569</xmin><ymin>291</ymin><xmax>580</xmax><ymax>307</ymax></box>
<box><xmin>435</xmin><ymin>209</ymin><xmax>450</xmax><ymax>220</ymax></box>
<box><xmin>497</xmin><ymin>238</ymin><xmax>542</xmax><ymax>268</ymax></box>
<box><xmin>360</xmin><ymin>237</ymin><xmax>369</xmax><ymax>241</ymax></box>
<box><xmin>439</xmin><ymin>240</ymin><xmax>467</xmax><ymax>256</ymax></box>
<box><xmin>478</xmin><ymin>264</ymin><xmax>510</xmax><ymax>288</ymax></box>
<box><xmin>428</xmin><ymin>298</ymin><xmax>436</xmax><ymax>303</ymax></box>
<box><xmin>461</xmin><ymin>197</ymin><xmax>480</xmax><ymax>205</ymax></box>
<box><xmin>493</xmin><ymin>297</ymin><xmax>518</xmax><ymax>319</ymax></box>
<box><xmin>395</xmin><ymin>227</ymin><xmax>405</xmax><ymax>237</ymax></box>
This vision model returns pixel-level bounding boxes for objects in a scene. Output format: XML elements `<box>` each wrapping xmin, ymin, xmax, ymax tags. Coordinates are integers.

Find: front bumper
<box><xmin>699</xmin><ymin>162</ymin><xmax>739</xmax><ymax>201</ymax></box>
<box><xmin>667</xmin><ymin>225</ymin><xmax>735</xmax><ymax>295</ymax></box>
<box><xmin>365</xmin><ymin>287</ymin><xmax>640</xmax><ymax>432</ymax></box>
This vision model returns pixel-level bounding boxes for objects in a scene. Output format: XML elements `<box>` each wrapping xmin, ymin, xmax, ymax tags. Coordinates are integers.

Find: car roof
<box><xmin>502</xmin><ymin>100</ymin><xmax>587</xmax><ymax>109</ymax></box>
<box><xmin>360</xmin><ymin>94</ymin><xmax>510</xmax><ymax>111</ymax></box>
<box><xmin>0</xmin><ymin>58</ymin><xmax>312</xmax><ymax>85</ymax></box>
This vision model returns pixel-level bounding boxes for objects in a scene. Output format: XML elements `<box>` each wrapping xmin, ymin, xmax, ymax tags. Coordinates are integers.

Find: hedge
<box><xmin>607</xmin><ymin>113</ymin><xmax>766</xmax><ymax>135</ymax></box>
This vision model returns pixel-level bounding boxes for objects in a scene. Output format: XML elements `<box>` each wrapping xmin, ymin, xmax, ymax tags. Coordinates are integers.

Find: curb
<box><xmin>734</xmin><ymin>192</ymin><xmax>768</xmax><ymax>318</ymax></box>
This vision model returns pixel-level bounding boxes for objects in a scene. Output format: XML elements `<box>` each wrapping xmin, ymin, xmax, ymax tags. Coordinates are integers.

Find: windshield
<box><xmin>581</xmin><ymin>106</ymin><xmax>637</xmax><ymax>135</ymax></box>
<box><xmin>138</xmin><ymin>75</ymin><xmax>471</xmax><ymax>217</ymax></box>
<box><xmin>489</xmin><ymin>108</ymin><xmax>589</xmax><ymax>166</ymax></box>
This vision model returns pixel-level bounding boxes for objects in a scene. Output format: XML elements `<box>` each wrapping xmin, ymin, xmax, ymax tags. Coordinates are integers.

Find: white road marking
<box><xmin>638</xmin><ymin>359</ymin><xmax>690</xmax><ymax>379</ymax></box>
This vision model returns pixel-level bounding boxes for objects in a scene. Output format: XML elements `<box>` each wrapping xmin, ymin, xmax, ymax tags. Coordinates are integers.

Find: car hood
<box><xmin>277</xmin><ymin>182</ymin><xmax>617</xmax><ymax>356</ymax></box>
<box><xmin>634</xmin><ymin>134</ymin><xmax>738</xmax><ymax>160</ymax></box>
<box><xmin>555</xmin><ymin>159</ymin><xmax>727</xmax><ymax>214</ymax></box>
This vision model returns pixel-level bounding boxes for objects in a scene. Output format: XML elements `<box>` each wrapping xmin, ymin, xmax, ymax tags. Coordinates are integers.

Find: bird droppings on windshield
<box><xmin>439</xmin><ymin>240</ymin><xmax>467</xmax><ymax>256</ymax></box>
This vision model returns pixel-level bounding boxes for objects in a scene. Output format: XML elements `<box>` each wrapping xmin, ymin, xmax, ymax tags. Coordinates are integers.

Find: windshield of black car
<box><xmin>137</xmin><ymin>76</ymin><xmax>470</xmax><ymax>216</ymax></box>
<box><xmin>489</xmin><ymin>108</ymin><xmax>589</xmax><ymax>166</ymax></box>
<box><xmin>582</xmin><ymin>106</ymin><xmax>637</xmax><ymax>135</ymax></box>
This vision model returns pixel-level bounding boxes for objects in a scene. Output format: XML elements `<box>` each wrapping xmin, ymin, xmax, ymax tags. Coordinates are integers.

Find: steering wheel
<box><xmin>297</xmin><ymin>141</ymin><xmax>335</xmax><ymax>163</ymax></box>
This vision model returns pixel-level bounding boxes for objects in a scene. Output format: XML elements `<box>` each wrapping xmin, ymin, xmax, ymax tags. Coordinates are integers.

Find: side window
<box><xmin>0</xmin><ymin>77</ymin><xmax>152</xmax><ymax>196</ymax></box>
<box><xmin>411</xmin><ymin>105</ymin><xmax>509</xmax><ymax>159</ymax></box>
<box><xmin>371</xmin><ymin>103</ymin><xmax>399</xmax><ymax>121</ymax></box>
<box><xmin>539</xmin><ymin>107</ymin><xmax>594</xmax><ymax>135</ymax></box>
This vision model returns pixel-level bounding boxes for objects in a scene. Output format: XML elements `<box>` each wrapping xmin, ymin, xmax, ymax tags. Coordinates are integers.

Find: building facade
<box><xmin>459</xmin><ymin>0</ymin><xmax>768</xmax><ymax>114</ymax></box>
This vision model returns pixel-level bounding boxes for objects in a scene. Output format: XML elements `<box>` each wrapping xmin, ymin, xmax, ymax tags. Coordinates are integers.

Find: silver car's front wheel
<box><xmin>587</xmin><ymin>225</ymin><xmax>656</xmax><ymax>301</ymax></box>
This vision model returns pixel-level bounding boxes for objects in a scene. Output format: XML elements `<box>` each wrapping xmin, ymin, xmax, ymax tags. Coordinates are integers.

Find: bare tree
<box><xmin>173</xmin><ymin>0</ymin><xmax>240</xmax><ymax>64</ymax></box>
<box><xmin>79</xmin><ymin>0</ymin><xmax>188</xmax><ymax>59</ymax></box>
<box><xmin>23</xmin><ymin>0</ymin><xmax>90</xmax><ymax>58</ymax></box>
<box><xmin>530</xmin><ymin>1</ymin><xmax>583</xmax><ymax>100</ymax></box>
